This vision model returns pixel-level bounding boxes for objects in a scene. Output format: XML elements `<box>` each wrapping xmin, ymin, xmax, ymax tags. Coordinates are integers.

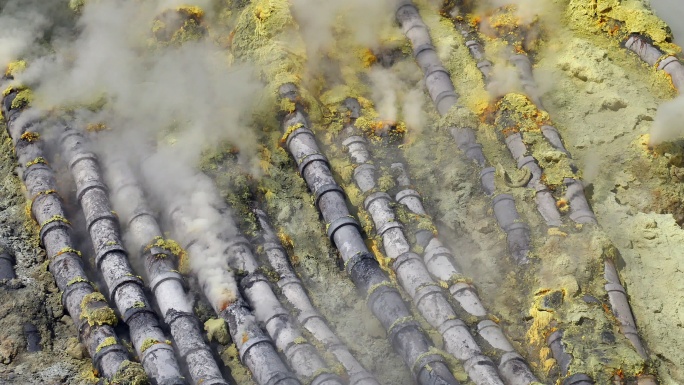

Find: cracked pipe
<box><xmin>104</xmin><ymin>157</ymin><xmax>230</xmax><ymax>385</ymax></box>
<box><xmin>279</xmin><ymin>83</ymin><xmax>459</xmax><ymax>385</ymax></box>
<box><xmin>254</xmin><ymin>208</ymin><xmax>381</xmax><ymax>385</ymax></box>
<box><xmin>59</xmin><ymin>129</ymin><xmax>185</xmax><ymax>385</ymax></box>
<box><xmin>1</xmin><ymin>90</ymin><xmax>134</xmax><ymax>381</ymax></box>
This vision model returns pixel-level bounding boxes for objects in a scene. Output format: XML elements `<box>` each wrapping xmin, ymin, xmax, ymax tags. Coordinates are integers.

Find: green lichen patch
<box><xmin>109</xmin><ymin>360</ymin><xmax>149</xmax><ymax>385</ymax></box>
<box><xmin>80</xmin><ymin>292</ymin><xmax>118</xmax><ymax>327</ymax></box>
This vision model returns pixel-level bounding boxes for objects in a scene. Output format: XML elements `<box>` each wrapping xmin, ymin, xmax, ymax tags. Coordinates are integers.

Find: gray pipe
<box><xmin>395</xmin><ymin>0</ymin><xmax>531</xmax><ymax>264</ymax></box>
<box><xmin>625</xmin><ymin>35</ymin><xmax>684</xmax><ymax>93</ymax></box>
<box><xmin>59</xmin><ymin>129</ymin><xmax>185</xmax><ymax>385</ymax></box>
<box><xmin>1</xmin><ymin>90</ymin><xmax>135</xmax><ymax>382</ymax></box>
<box><xmin>388</xmin><ymin>163</ymin><xmax>540</xmax><ymax>385</ymax></box>
<box><xmin>254</xmin><ymin>208</ymin><xmax>381</xmax><ymax>385</ymax></box>
<box><xmin>0</xmin><ymin>247</ymin><xmax>16</xmax><ymax>280</ymax></box>
<box><xmin>104</xmin><ymin>158</ymin><xmax>230</xmax><ymax>385</ymax></box>
<box><xmin>279</xmin><ymin>83</ymin><xmax>459</xmax><ymax>385</ymax></box>
<box><xmin>168</xmin><ymin>205</ymin><xmax>300</xmax><ymax>385</ymax></box>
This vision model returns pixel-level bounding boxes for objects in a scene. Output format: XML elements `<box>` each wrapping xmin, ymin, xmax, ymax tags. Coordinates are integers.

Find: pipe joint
<box><xmin>480</xmin><ymin>167</ymin><xmax>496</xmax><ymax>196</ymax></box>
<box><xmin>92</xmin><ymin>343</ymin><xmax>128</xmax><ymax>374</ymax></box>
<box><xmin>298</xmin><ymin>153</ymin><xmax>329</xmax><ymax>176</ymax></box>
<box><xmin>39</xmin><ymin>219</ymin><xmax>71</xmax><ymax>247</ymax></box>
<box><xmin>342</xmin><ymin>135</ymin><xmax>366</xmax><ymax>149</ymax></box>
<box><xmin>388</xmin><ymin>318</ymin><xmax>421</xmax><ymax>348</ymax></box>
<box><xmin>327</xmin><ymin>216</ymin><xmax>362</xmax><ymax>243</ymax></box>
<box><xmin>437</xmin><ymin>318</ymin><xmax>468</xmax><ymax>337</ymax></box>
<box><xmin>94</xmin><ymin>243</ymin><xmax>128</xmax><ymax>270</ymax></box>
<box><xmin>424</xmin><ymin>246</ymin><xmax>452</xmax><ymax>266</ymax></box>
<box><xmin>286</xmin><ymin>127</ymin><xmax>315</xmax><ymax>149</ymax></box>
<box><xmin>238</xmin><ymin>334</ymin><xmax>272</xmax><ymax>363</ymax></box>
<box><xmin>314</xmin><ymin>183</ymin><xmax>345</xmax><ymax>209</ymax></box>
<box><xmin>377</xmin><ymin>221</ymin><xmax>403</xmax><ymax>237</ymax></box>
<box><xmin>344</xmin><ymin>251</ymin><xmax>376</xmax><ymax>280</ymax></box>
<box><xmin>363</xmin><ymin>191</ymin><xmax>391</xmax><ymax>211</ymax></box>
<box><xmin>68</xmin><ymin>151</ymin><xmax>98</xmax><ymax>173</ymax></box>
<box><xmin>86</xmin><ymin>211</ymin><xmax>119</xmax><ymax>235</ymax></box>
<box><xmin>395</xmin><ymin>189</ymin><xmax>420</xmax><ymax>204</ymax></box>
<box><xmin>122</xmin><ymin>302</ymin><xmax>155</xmax><ymax>324</ymax></box>
<box><xmin>563</xmin><ymin>373</ymin><xmax>594</xmax><ymax>385</ymax></box>
<box><xmin>149</xmin><ymin>271</ymin><xmax>184</xmax><ymax>294</ymax></box>
<box><xmin>224</xmin><ymin>236</ymin><xmax>251</xmax><ymax>255</ymax></box>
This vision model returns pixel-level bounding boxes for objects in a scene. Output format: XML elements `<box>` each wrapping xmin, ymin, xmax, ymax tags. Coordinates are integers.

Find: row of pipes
<box><xmin>0</xmin><ymin>0</ymin><xmax>675</xmax><ymax>384</ymax></box>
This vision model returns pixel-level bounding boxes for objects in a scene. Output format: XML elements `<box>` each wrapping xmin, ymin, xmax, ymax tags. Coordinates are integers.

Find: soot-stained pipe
<box><xmin>389</xmin><ymin>162</ymin><xmax>541</xmax><ymax>385</ymax></box>
<box><xmin>279</xmin><ymin>83</ymin><xmax>459</xmax><ymax>385</ymax></box>
<box><xmin>253</xmin><ymin>208</ymin><xmax>381</xmax><ymax>385</ymax></box>
<box><xmin>340</xmin><ymin>99</ymin><xmax>514</xmax><ymax>385</ymax></box>
<box><xmin>395</xmin><ymin>0</ymin><xmax>531</xmax><ymax>264</ymax></box>
<box><xmin>625</xmin><ymin>35</ymin><xmax>684</xmax><ymax>93</ymax></box>
<box><xmin>1</xmin><ymin>89</ymin><xmax>134</xmax><ymax>381</ymax></box>
<box><xmin>168</xmin><ymin>205</ymin><xmax>301</xmax><ymax>385</ymax></box>
<box><xmin>59</xmin><ymin>129</ymin><xmax>185</xmax><ymax>385</ymax></box>
<box><xmin>104</xmin><ymin>158</ymin><xmax>231</xmax><ymax>385</ymax></box>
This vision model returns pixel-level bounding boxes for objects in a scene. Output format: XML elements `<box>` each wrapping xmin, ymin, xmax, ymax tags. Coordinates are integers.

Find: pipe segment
<box><xmin>625</xmin><ymin>35</ymin><xmax>684</xmax><ymax>93</ymax></box>
<box><xmin>546</xmin><ymin>330</ymin><xmax>594</xmax><ymax>385</ymax></box>
<box><xmin>59</xmin><ymin>129</ymin><xmax>185</xmax><ymax>385</ymax></box>
<box><xmin>167</xmin><ymin>205</ymin><xmax>301</xmax><ymax>385</ymax></box>
<box><xmin>104</xmin><ymin>158</ymin><xmax>230</xmax><ymax>385</ymax></box>
<box><xmin>395</xmin><ymin>0</ymin><xmax>531</xmax><ymax>264</ymax></box>
<box><xmin>340</xmin><ymin>104</ymin><xmax>510</xmax><ymax>385</ymax></box>
<box><xmin>0</xmin><ymin>246</ymin><xmax>16</xmax><ymax>280</ymax></box>
<box><xmin>279</xmin><ymin>83</ymin><xmax>459</xmax><ymax>385</ymax></box>
<box><xmin>389</xmin><ymin>162</ymin><xmax>540</xmax><ymax>385</ymax></box>
<box><xmin>253</xmin><ymin>208</ymin><xmax>381</xmax><ymax>385</ymax></box>
<box><xmin>1</xmin><ymin>90</ymin><xmax>134</xmax><ymax>381</ymax></box>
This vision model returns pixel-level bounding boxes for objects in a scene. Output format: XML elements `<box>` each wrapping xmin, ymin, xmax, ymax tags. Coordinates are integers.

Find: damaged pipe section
<box><xmin>104</xmin><ymin>158</ymin><xmax>230</xmax><ymax>385</ymax></box>
<box><xmin>341</xmin><ymin>98</ymin><xmax>532</xmax><ymax>385</ymax></box>
<box><xmin>389</xmin><ymin>162</ymin><xmax>540</xmax><ymax>385</ymax></box>
<box><xmin>1</xmin><ymin>89</ymin><xmax>135</xmax><ymax>381</ymax></box>
<box><xmin>253</xmin><ymin>208</ymin><xmax>380</xmax><ymax>385</ymax></box>
<box><xmin>279</xmin><ymin>83</ymin><xmax>459</xmax><ymax>385</ymax></box>
<box><xmin>167</xmin><ymin>204</ymin><xmax>301</xmax><ymax>385</ymax></box>
<box><xmin>59</xmin><ymin>129</ymin><xmax>185</xmax><ymax>385</ymax></box>
<box><xmin>395</xmin><ymin>0</ymin><xmax>531</xmax><ymax>264</ymax></box>
<box><xmin>625</xmin><ymin>35</ymin><xmax>684</xmax><ymax>93</ymax></box>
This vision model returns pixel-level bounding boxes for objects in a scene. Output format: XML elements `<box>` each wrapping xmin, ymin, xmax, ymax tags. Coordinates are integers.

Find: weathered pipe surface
<box><xmin>625</xmin><ymin>35</ymin><xmax>684</xmax><ymax>93</ymax></box>
<box><xmin>492</xmin><ymin>194</ymin><xmax>531</xmax><ymax>264</ymax></box>
<box><xmin>563</xmin><ymin>178</ymin><xmax>597</xmax><ymax>225</ymax></box>
<box><xmin>105</xmin><ymin>158</ymin><xmax>230</xmax><ymax>385</ymax></box>
<box><xmin>389</xmin><ymin>163</ymin><xmax>540</xmax><ymax>385</ymax></box>
<box><xmin>279</xmin><ymin>83</ymin><xmax>459</xmax><ymax>385</ymax></box>
<box><xmin>168</xmin><ymin>206</ymin><xmax>300</xmax><ymax>385</ymax></box>
<box><xmin>59</xmin><ymin>129</ymin><xmax>185</xmax><ymax>385</ymax></box>
<box><xmin>1</xmin><ymin>90</ymin><xmax>132</xmax><ymax>381</ymax></box>
<box><xmin>0</xmin><ymin>247</ymin><xmax>16</xmax><ymax>280</ymax></box>
<box><xmin>254</xmin><ymin>208</ymin><xmax>380</xmax><ymax>385</ymax></box>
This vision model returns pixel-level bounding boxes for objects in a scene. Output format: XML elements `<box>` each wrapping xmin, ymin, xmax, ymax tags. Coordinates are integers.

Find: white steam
<box><xmin>649</xmin><ymin>96</ymin><xmax>684</xmax><ymax>145</ymax></box>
